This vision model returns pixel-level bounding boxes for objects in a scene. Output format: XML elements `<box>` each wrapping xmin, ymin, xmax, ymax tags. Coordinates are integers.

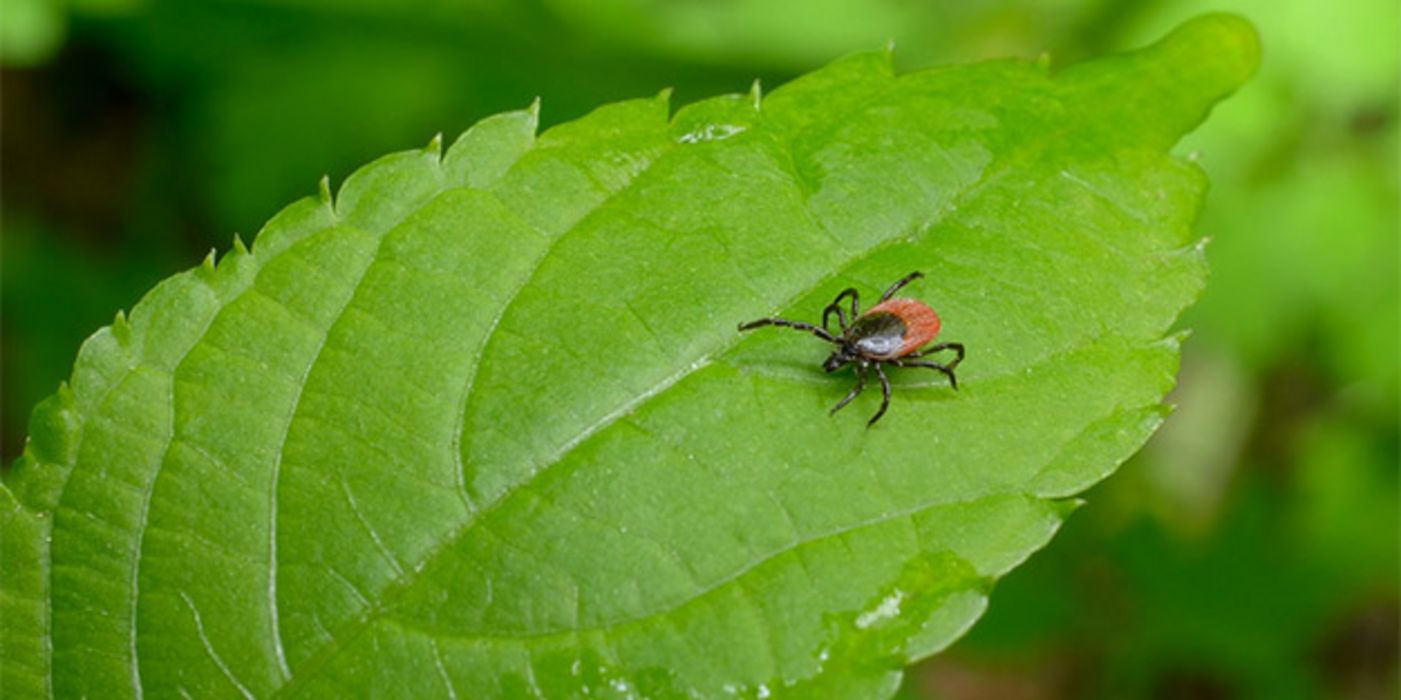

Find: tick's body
<box><xmin>738</xmin><ymin>271</ymin><xmax>963</xmax><ymax>426</ymax></box>
<box><xmin>846</xmin><ymin>298</ymin><xmax>942</xmax><ymax>359</ymax></box>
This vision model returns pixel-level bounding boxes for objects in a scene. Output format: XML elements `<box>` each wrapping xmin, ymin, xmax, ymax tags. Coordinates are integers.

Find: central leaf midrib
<box><xmin>392</xmin><ymin>328</ymin><xmax>1152</xmax><ymax>644</ymax></box>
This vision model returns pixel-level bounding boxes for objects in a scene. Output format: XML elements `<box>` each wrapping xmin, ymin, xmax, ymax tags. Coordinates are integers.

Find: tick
<box><xmin>737</xmin><ymin>271</ymin><xmax>964</xmax><ymax>426</ymax></box>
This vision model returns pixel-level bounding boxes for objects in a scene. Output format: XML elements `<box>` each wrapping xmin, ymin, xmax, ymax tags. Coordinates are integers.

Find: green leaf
<box><xmin>2</xmin><ymin>14</ymin><xmax>1257</xmax><ymax>698</ymax></box>
<box><xmin>0</xmin><ymin>0</ymin><xmax>66</xmax><ymax>67</ymax></box>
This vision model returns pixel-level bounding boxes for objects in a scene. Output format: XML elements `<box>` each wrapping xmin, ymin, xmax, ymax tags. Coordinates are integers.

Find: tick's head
<box><xmin>823</xmin><ymin>347</ymin><xmax>856</xmax><ymax>373</ymax></box>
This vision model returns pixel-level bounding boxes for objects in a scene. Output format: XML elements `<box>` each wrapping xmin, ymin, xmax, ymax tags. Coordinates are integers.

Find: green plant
<box><xmin>2</xmin><ymin>14</ymin><xmax>1256</xmax><ymax>698</ymax></box>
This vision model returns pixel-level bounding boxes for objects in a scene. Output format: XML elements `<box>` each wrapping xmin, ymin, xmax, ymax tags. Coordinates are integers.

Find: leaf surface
<box><xmin>1</xmin><ymin>15</ymin><xmax>1257</xmax><ymax>698</ymax></box>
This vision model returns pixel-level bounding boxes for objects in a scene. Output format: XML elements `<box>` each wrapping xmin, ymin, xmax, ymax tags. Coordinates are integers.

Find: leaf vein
<box><xmin>180</xmin><ymin>592</ymin><xmax>256</xmax><ymax>700</ymax></box>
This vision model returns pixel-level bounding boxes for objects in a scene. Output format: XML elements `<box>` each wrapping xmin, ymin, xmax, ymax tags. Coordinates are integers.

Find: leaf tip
<box><xmin>1062</xmin><ymin>13</ymin><xmax>1260</xmax><ymax>147</ymax></box>
<box><xmin>1160</xmin><ymin>234</ymin><xmax>1210</xmax><ymax>267</ymax></box>
<box><xmin>1199</xmin><ymin>12</ymin><xmax>1266</xmax><ymax>73</ymax></box>
<box><xmin>232</xmin><ymin>233</ymin><xmax>250</xmax><ymax>256</ymax></box>
<box><xmin>748</xmin><ymin>78</ymin><xmax>763</xmax><ymax>111</ymax></box>
<box><xmin>195</xmin><ymin>248</ymin><xmax>223</xmax><ymax>283</ymax></box>
<box><xmin>317</xmin><ymin>174</ymin><xmax>334</xmax><ymax>206</ymax></box>
<box><xmin>1151</xmin><ymin>12</ymin><xmax>1261</xmax><ymax>102</ymax></box>
<box><xmin>112</xmin><ymin>309</ymin><xmax>131</xmax><ymax>341</ymax></box>
<box><xmin>426</xmin><ymin>132</ymin><xmax>444</xmax><ymax>159</ymax></box>
<box><xmin>1188</xmin><ymin>12</ymin><xmax>1261</xmax><ymax>80</ymax></box>
<box><xmin>1163</xmin><ymin>329</ymin><xmax>1192</xmax><ymax>350</ymax></box>
<box><xmin>875</xmin><ymin>44</ymin><xmax>896</xmax><ymax>77</ymax></box>
<box><xmin>1055</xmin><ymin>498</ymin><xmax>1085</xmax><ymax>518</ymax></box>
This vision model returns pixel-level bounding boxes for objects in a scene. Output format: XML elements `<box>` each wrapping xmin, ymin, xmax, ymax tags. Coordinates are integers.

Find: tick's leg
<box><xmin>823</xmin><ymin>288</ymin><xmax>860</xmax><ymax>332</ymax></box>
<box><xmin>830</xmin><ymin>362</ymin><xmax>867</xmax><ymax>415</ymax></box>
<box><xmin>821</xmin><ymin>304</ymin><xmax>844</xmax><ymax>332</ymax></box>
<box><xmin>892</xmin><ymin>358</ymin><xmax>958</xmax><ymax>390</ymax></box>
<box><xmin>880</xmin><ymin>271</ymin><xmax>924</xmax><ymax>302</ymax></box>
<box><xmin>868</xmin><ymin>363</ymin><xmax>892</xmax><ymax>426</ymax></box>
<box><xmin>738</xmin><ymin>317</ymin><xmax>838</xmax><ymax>343</ymax></box>
<box><xmin>909</xmin><ymin>342</ymin><xmax>965</xmax><ymax>369</ymax></box>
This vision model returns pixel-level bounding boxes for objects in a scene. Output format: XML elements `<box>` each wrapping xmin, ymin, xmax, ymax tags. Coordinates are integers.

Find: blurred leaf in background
<box><xmin>2</xmin><ymin>0</ymin><xmax>1396</xmax><ymax>698</ymax></box>
<box><xmin>1</xmin><ymin>0</ymin><xmax>64</xmax><ymax>67</ymax></box>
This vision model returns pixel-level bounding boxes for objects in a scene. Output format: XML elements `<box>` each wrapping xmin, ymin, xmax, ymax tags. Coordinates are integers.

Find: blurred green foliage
<box><xmin>3</xmin><ymin>0</ymin><xmax>1395</xmax><ymax>698</ymax></box>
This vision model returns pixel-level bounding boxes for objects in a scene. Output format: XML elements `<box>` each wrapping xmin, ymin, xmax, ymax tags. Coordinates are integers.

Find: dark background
<box><xmin>3</xmin><ymin>1</ymin><xmax>1396</xmax><ymax>697</ymax></box>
